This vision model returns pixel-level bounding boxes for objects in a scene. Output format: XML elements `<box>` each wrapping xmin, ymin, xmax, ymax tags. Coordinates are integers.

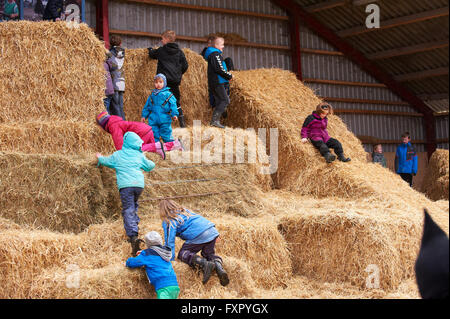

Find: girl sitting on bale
<box><xmin>301</xmin><ymin>102</ymin><xmax>351</xmax><ymax>164</ymax></box>
<box><xmin>159</xmin><ymin>199</ymin><xmax>229</xmax><ymax>287</ymax></box>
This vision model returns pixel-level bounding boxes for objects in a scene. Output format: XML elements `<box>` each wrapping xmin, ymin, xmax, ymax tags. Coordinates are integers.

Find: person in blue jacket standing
<box><xmin>204</xmin><ymin>37</ymin><xmax>233</xmax><ymax>129</ymax></box>
<box><xmin>126</xmin><ymin>231</ymin><xmax>180</xmax><ymax>299</ymax></box>
<box><xmin>96</xmin><ymin>131</ymin><xmax>156</xmax><ymax>256</ymax></box>
<box><xmin>159</xmin><ymin>199</ymin><xmax>229</xmax><ymax>287</ymax></box>
<box><xmin>141</xmin><ymin>74</ymin><xmax>179</xmax><ymax>144</ymax></box>
<box><xmin>395</xmin><ymin>132</ymin><xmax>418</xmax><ymax>187</ymax></box>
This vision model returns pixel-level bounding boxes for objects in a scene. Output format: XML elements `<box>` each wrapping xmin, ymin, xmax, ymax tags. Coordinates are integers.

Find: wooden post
<box><xmin>95</xmin><ymin>0</ymin><xmax>109</xmax><ymax>49</ymax></box>
<box><xmin>289</xmin><ymin>14</ymin><xmax>302</xmax><ymax>80</ymax></box>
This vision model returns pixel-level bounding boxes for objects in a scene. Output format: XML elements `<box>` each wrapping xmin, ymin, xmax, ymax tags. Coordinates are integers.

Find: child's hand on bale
<box><xmin>301</xmin><ymin>138</ymin><xmax>308</xmax><ymax>143</ymax></box>
<box><xmin>96</xmin><ymin>153</ymin><xmax>103</xmax><ymax>159</ymax></box>
<box><xmin>141</xmin><ymin>118</ymin><xmax>146</xmax><ymax>123</ymax></box>
<box><xmin>172</xmin><ymin>116</ymin><xmax>178</xmax><ymax>122</ymax></box>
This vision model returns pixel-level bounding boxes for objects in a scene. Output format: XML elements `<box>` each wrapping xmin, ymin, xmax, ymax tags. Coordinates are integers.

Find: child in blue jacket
<box><xmin>159</xmin><ymin>199</ymin><xmax>229</xmax><ymax>286</ymax></box>
<box><xmin>395</xmin><ymin>132</ymin><xmax>418</xmax><ymax>187</ymax></box>
<box><xmin>96</xmin><ymin>132</ymin><xmax>155</xmax><ymax>256</ymax></box>
<box><xmin>126</xmin><ymin>231</ymin><xmax>180</xmax><ymax>299</ymax></box>
<box><xmin>141</xmin><ymin>74</ymin><xmax>179</xmax><ymax>144</ymax></box>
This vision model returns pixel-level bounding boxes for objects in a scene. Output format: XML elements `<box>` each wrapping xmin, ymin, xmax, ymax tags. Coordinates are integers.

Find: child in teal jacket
<box><xmin>97</xmin><ymin>131</ymin><xmax>155</xmax><ymax>256</ymax></box>
<box><xmin>141</xmin><ymin>74</ymin><xmax>179</xmax><ymax>144</ymax></box>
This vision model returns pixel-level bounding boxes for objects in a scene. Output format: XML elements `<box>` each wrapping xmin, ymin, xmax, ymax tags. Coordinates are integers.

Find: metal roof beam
<box><xmin>271</xmin><ymin>0</ymin><xmax>437</xmax><ymax>157</ymax></box>
<box><xmin>394</xmin><ymin>67</ymin><xmax>449</xmax><ymax>82</ymax></box>
<box><xmin>304</xmin><ymin>0</ymin><xmax>348</xmax><ymax>13</ymax></box>
<box><xmin>367</xmin><ymin>39</ymin><xmax>449</xmax><ymax>60</ymax></box>
<box><xmin>337</xmin><ymin>7</ymin><xmax>449</xmax><ymax>37</ymax></box>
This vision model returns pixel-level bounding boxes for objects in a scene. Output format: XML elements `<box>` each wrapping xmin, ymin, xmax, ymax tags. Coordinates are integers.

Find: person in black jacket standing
<box><xmin>43</xmin><ymin>0</ymin><xmax>64</xmax><ymax>21</ymax></box>
<box><xmin>148</xmin><ymin>30</ymin><xmax>189</xmax><ymax>128</ymax></box>
<box><xmin>204</xmin><ymin>37</ymin><xmax>233</xmax><ymax>129</ymax></box>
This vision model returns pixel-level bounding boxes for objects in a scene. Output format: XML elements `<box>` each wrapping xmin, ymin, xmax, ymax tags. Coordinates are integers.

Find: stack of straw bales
<box><xmin>421</xmin><ymin>149</ymin><xmax>449</xmax><ymax>201</ymax></box>
<box><xmin>0</xmin><ymin>22</ymin><xmax>448</xmax><ymax>299</ymax></box>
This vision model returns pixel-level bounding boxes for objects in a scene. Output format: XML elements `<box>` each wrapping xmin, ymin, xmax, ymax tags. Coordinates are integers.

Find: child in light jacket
<box><xmin>96</xmin><ymin>132</ymin><xmax>155</xmax><ymax>256</ymax></box>
<box><xmin>159</xmin><ymin>199</ymin><xmax>229</xmax><ymax>286</ymax></box>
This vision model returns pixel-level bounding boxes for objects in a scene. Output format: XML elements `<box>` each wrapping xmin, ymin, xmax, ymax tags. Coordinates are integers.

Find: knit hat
<box><xmin>154</xmin><ymin>73</ymin><xmax>167</xmax><ymax>88</ymax></box>
<box><xmin>144</xmin><ymin>231</ymin><xmax>163</xmax><ymax>248</ymax></box>
<box><xmin>96</xmin><ymin>111</ymin><xmax>111</xmax><ymax>130</ymax></box>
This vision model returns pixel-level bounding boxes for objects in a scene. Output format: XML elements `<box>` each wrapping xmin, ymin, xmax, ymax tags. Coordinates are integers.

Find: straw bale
<box><xmin>122</xmin><ymin>48</ymin><xmax>210</xmax><ymax>125</ymax></box>
<box><xmin>0</xmin><ymin>21</ymin><xmax>105</xmax><ymax>123</ymax></box>
<box><xmin>0</xmin><ymin>152</ymin><xmax>119</xmax><ymax>233</ymax></box>
<box><xmin>0</xmin><ymin>121</ymin><xmax>115</xmax><ymax>155</ymax></box>
<box><xmin>421</xmin><ymin>149</ymin><xmax>449</xmax><ymax>201</ymax></box>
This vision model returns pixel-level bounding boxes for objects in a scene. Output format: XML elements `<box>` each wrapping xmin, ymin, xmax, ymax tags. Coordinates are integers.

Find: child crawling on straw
<box><xmin>126</xmin><ymin>231</ymin><xmax>180</xmax><ymax>299</ymax></box>
<box><xmin>96</xmin><ymin>132</ymin><xmax>155</xmax><ymax>257</ymax></box>
<box><xmin>301</xmin><ymin>102</ymin><xmax>351</xmax><ymax>164</ymax></box>
<box><xmin>159</xmin><ymin>199</ymin><xmax>229</xmax><ymax>286</ymax></box>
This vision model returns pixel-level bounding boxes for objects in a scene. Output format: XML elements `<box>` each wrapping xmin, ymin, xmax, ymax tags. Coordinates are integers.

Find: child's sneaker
<box><xmin>338</xmin><ymin>155</ymin><xmax>351</xmax><ymax>162</ymax></box>
<box><xmin>172</xmin><ymin>138</ymin><xmax>185</xmax><ymax>151</ymax></box>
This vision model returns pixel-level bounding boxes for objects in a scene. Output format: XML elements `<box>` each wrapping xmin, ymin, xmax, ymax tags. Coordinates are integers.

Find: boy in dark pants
<box><xmin>395</xmin><ymin>132</ymin><xmax>418</xmax><ymax>187</ymax></box>
<box><xmin>148</xmin><ymin>30</ymin><xmax>189</xmax><ymax>128</ymax></box>
<box><xmin>204</xmin><ymin>37</ymin><xmax>233</xmax><ymax>129</ymax></box>
<box><xmin>108</xmin><ymin>35</ymin><xmax>126</xmax><ymax>120</ymax></box>
<box><xmin>96</xmin><ymin>132</ymin><xmax>155</xmax><ymax>256</ymax></box>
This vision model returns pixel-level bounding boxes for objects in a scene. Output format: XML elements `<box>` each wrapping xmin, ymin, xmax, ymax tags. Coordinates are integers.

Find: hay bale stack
<box><xmin>0</xmin><ymin>21</ymin><xmax>105</xmax><ymax>123</ymax></box>
<box><xmin>0</xmin><ymin>216</ymin><xmax>290</xmax><ymax>298</ymax></box>
<box><xmin>421</xmin><ymin>149</ymin><xmax>449</xmax><ymax>201</ymax></box>
<box><xmin>278</xmin><ymin>210</ymin><xmax>421</xmax><ymax>290</ymax></box>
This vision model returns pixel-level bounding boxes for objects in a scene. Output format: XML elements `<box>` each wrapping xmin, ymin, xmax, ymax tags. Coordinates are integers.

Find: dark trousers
<box><xmin>178</xmin><ymin>237</ymin><xmax>222</xmax><ymax>265</ymax></box>
<box><xmin>167</xmin><ymin>81</ymin><xmax>184</xmax><ymax>118</ymax></box>
<box><xmin>111</xmin><ymin>91</ymin><xmax>126</xmax><ymax>120</ymax></box>
<box><xmin>211</xmin><ymin>84</ymin><xmax>230</xmax><ymax>115</ymax></box>
<box><xmin>119</xmin><ymin>187</ymin><xmax>143</xmax><ymax>238</ymax></box>
<box><xmin>399</xmin><ymin>173</ymin><xmax>413</xmax><ymax>187</ymax></box>
<box><xmin>209</xmin><ymin>83</ymin><xmax>230</xmax><ymax>108</ymax></box>
<box><xmin>311</xmin><ymin>138</ymin><xmax>344</xmax><ymax>157</ymax></box>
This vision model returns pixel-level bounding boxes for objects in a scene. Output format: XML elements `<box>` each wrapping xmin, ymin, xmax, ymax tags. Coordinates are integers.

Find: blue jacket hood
<box><xmin>204</xmin><ymin>47</ymin><xmax>222</xmax><ymax>60</ymax></box>
<box><xmin>123</xmin><ymin>132</ymin><xmax>144</xmax><ymax>151</ymax></box>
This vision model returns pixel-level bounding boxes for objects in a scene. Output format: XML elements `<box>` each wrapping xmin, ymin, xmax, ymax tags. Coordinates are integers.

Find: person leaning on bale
<box><xmin>201</xmin><ymin>35</ymin><xmax>234</xmax><ymax>120</ymax></box>
<box><xmin>108</xmin><ymin>35</ymin><xmax>126</xmax><ymax>120</ymax></box>
<box><xmin>126</xmin><ymin>231</ymin><xmax>180</xmax><ymax>299</ymax></box>
<box><xmin>301</xmin><ymin>102</ymin><xmax>351</xmax><ymax>164</ymax></box>
<box><xmin>96</xmin><ymin>131</ymin><xmax>155</xmax><ymax>257</ymax></box>
<box><xmin>204</xmin><ymin>37</ymin><xmax>233</xmax><ymax>129</ymax></box>
<box><xmin>148</xmin><ymin>30</ymin><xmax>189</xmax><ymax>128</ymax></box>
<box><xmin>159</xmin><ymin>199</ymin><xmax>229</xmax><ymax>287</ymax></box>
<box><xmin>96</xmin><ymin>111</ymin><xmax>183</xmax><ymax>160</ymax></box>
<box><xmin>395</xmin><ymin>132</ymin><xmax>418</xmax><ymax>187</ymax></box>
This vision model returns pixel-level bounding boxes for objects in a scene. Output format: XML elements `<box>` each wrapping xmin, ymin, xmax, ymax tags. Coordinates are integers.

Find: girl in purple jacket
<box><xmin>301</xmin><ymin>103</ymin><xmax>351</xmax><ymax>163</ymax></box>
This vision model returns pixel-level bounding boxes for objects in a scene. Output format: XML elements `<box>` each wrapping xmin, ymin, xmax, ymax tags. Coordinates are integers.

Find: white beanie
<box><xmin>144</xmin><ymin>231</ymin><xmax>163</xmax><ymax>248</ymax></box>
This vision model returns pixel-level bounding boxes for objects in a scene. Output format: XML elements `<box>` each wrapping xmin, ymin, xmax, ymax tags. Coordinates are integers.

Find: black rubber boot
<box><xmin>214</xmin><ymin>259</ymin><xmax>229</xmax><ymax>286</ymax></box>
<box><xmin>337</xmin><ymin>154</ymin><xmax>351</xmax><ymax>162</ymax></box>
<box><xmin>130</xmin><ymin>236</ymin><xmax>144</xmax><ymax>257</ymax></box>
<box><xmin>324</xmin><ymin>152</ymin><xmax>336</xmax><ymax>164</ymax></box>
<box><xmin>210</xmin><ymin>110</ymin><xmax>225</xmax><ymax>129</ymax></box>
<box><xmin>178</xmin><ymin>114</ymin><xmax>187</xmax><ymax>128</ymax></box>
<box><xmin>191</xmin><ymin>256</ymin><xmax>215</xmax><ymax>284</ymax></box>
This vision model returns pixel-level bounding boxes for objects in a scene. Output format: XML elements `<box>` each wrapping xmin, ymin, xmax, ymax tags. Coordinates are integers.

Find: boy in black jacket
<box><xmin>148</xmin><ymin>30</ymin><xmax>189</xmax><ymax>128</ymax></box>
<box><xmin>43</xmin><ymin>0</ymin><xmax>63</xmax><ymax>21</ymax></box>
<box><xmin>204</xmin><ymin>37</ymin><xmax>233</xmax><ymax>129</ymax></box>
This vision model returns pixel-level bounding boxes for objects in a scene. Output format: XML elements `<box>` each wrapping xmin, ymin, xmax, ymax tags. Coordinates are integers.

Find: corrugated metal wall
<box><xmin>299</xmin><ymin>22</ymin><xmax>427</xmax><ymax>153</ymax></box>
<box><xmin>436</xmin><ymin>115</ymin><xmax>449</xmax><ymax>150</ymax></box>
<box><xmin>103</xmin><ymin>0</ymin><xmax>291</xmax><ymax>70</ymax></box>
<box><xmin>84</xmin><ymin>0</ymin><xmax>439</xmax><ymax>153</ymax></box>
